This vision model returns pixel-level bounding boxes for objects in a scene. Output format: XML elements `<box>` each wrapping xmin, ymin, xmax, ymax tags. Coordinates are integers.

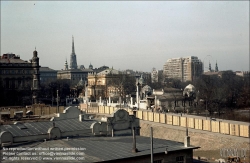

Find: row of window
<box><xmin>3</xmin><ymin>80</ymin><xmax>31</xmax><ymax>89</ymax></box>
<box><xmin>72</xmin><ymin>77</ymin><xmax>87</xmax><ymax>81</ymax></box>
<box><xmin>72</xmin><ymin>74</ymin><xmax>87</xmax><ymax>77</ymax></box>
<box><xmin>0</xmin><ymin>69</ymin><xmax>33</xmax><ymax>75</ymax></box>
<box><xmin>88</xmin><ymin>80</ymin><xmax>104</xmax><ymax>85</ymax></box>
<box><xmin>41</xmin><ymin>73</ymin><xmax>57</xmax><ymax>76</ymax></box>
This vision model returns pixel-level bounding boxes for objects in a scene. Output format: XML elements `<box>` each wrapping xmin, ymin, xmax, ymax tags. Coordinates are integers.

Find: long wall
<box><xmin>0</xmin><ymin>105</ymin><xmax>65</xmax><ymax>118</ymax></box>
<box><xmin>139</xmin><ymin>120</ymin><xmax>250</xmax><ymax>152</ymax></box>
<box><xmin>82</xmin><ymin>106</ymin><xmax>250</xmax><ymax>138</ymax></box>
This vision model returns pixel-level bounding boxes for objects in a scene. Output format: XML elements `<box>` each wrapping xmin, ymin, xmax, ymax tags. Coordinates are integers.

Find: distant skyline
<box><xmin>1</xmin><ymin>1</ymin><xmax>249</xmax><ymax>72</ymax></box>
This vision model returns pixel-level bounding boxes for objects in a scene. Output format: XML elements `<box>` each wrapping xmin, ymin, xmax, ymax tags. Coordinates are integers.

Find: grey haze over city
<box><xmin>1</xmin><ymin>1</ymin><xmax>249</xmax><ymax>72</ymax></box>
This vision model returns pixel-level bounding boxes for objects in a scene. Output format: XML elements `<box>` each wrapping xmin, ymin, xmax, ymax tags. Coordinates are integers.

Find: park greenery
<box><xmin>0</xmin><ymin>70</ymin><xmax>249</xmax><ymax>121</ymax></box>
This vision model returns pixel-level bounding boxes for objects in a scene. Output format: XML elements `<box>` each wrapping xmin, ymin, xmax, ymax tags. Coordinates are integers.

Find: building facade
<box><xmin>87</xmin><ymin>69</ymin><xmax>122</xmax><ymax>99</ymax></box>
<box><xmin>40</xmin><ymin>67</ymin><xmax>57</xmax><ymax>83</ymax></box>
<box><xmin>57</xmin><ymin>69</ymin><xmax>93</xmax><ymax>85</ymax></box>
<box><xmin>163</xmin><ymin>56</ymin><xmax>203</xmax><ymax>82</ymax></box>
<box><xmin>0</xmin><ymin>50</ymin><xmax>41</xmax><ymax>104</ymax></box>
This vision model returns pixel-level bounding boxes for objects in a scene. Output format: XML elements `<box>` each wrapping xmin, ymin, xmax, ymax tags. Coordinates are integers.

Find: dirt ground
<box><xmin>193</xmin><ymin>149</ymin><xmax>250</xmax><ymax>163</ymax></box>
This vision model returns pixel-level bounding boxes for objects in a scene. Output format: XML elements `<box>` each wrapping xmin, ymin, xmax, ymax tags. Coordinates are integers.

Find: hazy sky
<box><xmin>1</xmin><ymin>1</ymin><xmax>249</xmax><ymax>72</ymax></box>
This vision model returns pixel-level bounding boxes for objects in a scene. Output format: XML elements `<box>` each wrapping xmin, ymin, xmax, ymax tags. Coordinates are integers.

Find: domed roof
<box><xmin>89</xmin><ymin>63</ymin><xmax>93</xmax><ymax>69</ymax></box>
<box><xmin>184</xmin><ymin>84</ymin><xmax>195</xmax><ymax>91</ymax></box>
<box><xmin>183</xmin><ymin>84</ymin><xmax>196</xmax><ymax>97</ymax></box>
<box><xmin>79</xmin><ymin>65</ymin><xmax>85</xmax><ymax>69</ymax></box>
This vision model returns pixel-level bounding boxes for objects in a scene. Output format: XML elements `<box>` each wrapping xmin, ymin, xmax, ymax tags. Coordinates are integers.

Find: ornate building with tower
<box><xmin>31</xmin><ymin>49</ymin><xmax>41</xmax><ymax>104</ymax></box>
<box><xmin>57</xmin><ymin>37</ymin><xmax>92</xmax><ymax>85</ymax></box>
<box><xmin>0</xmin><ymin>49</ymin><xmax>41</xmax><ymax>105</ymax></box>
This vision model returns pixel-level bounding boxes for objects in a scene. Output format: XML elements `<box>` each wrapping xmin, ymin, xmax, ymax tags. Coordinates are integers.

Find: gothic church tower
<box><xmin>70</xmin><ymin>36</ymin><xmax>77</xmax><ymax>69</ymax></box>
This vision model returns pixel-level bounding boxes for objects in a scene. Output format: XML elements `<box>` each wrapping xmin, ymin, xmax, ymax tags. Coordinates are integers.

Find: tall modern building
<box><xmin>70</xmin><ymin>36</ymin><xmax>77</xmax><ymax>69</ymax></box>
<box><xmin>163</xmin><ymin>56</ymin><xmax>203</xmax><ymax>82</ymax></box>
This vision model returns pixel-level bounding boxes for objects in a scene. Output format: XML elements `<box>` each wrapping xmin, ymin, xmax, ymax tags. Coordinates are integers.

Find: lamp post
<box><xmin>85</xmin><ymin>81</ymin><xmax>88</xmax><ymax>108</ymax></box>
<box><xmin>31</xmin><ymin>87</ymin><xmax>33</xmax><ymax>106</ymax></box>
<box><xmin>57</xmin><ymin>90</ymin><xmax>59</xmax><ymax>113</ymax></box>
<box><xmin>205</xmin><ymin>97</ymin><xmax>208</xmax><ymax>120</ymax></box>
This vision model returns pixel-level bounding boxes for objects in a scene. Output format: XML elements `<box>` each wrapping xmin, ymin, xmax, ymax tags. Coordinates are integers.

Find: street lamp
<box><xmin>30</xmin><ymin>87</ymin><xmax>33</xmax><ymax>106</ymax></box>
<box><xmin>57</xmin><ymin>90</ymin><xmax>59</xmax><ymax>113</ymax></box>
<box><xmin>205</xmin><ymin>97</ymin><xmax>208</xmax><ymax>120</ymax></box>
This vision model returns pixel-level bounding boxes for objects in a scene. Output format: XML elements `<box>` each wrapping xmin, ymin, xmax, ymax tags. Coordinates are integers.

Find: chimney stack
<box><xmin>132</xmin><ymin>127</ymin><xmax>138</xmax><ymax>153</ymax></box>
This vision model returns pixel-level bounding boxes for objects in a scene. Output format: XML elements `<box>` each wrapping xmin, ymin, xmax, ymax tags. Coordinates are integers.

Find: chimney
<box><xmin>184</xmin><ymin>127</ymin><xmax>190</xmax><ymax>147</ymax></box>
<box><xmin>151</xmin><ymin>127</ymin><xmax>154</xmax><ymax>163</ymax></box>
<box><xmin>132</xmin><ymin>127</ymin><xmax>138</xmax><ymax>153</ymax></box>
<box><xmin>79</xmin><ymin>114</ymin><xmax>84</xmax><ymax>121</ymax></box>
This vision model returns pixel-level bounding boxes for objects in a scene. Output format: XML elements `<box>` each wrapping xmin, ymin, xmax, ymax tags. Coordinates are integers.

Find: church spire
<box><xmin>72</xmin><ymin>35</ymin><xmax>75</xmax><ymax>54</ymax></box>
<box><xmin>215</xmin><ymin>60</ymin><xmax>218</xmax><ymax>72</ymax></box>
<box><xmin>209</xmin><ymin>61</ymin><xmax>211</xmax><ymax>72</ymax></box>
<box><xmin>70</xmin><ymin>36</ymin><xmax>77</xmax><ymax>69</ymax></box>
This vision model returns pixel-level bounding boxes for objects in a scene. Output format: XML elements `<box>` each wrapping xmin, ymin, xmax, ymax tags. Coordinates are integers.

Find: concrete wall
<box><xmin>85</xmin><ymin>106</ymin><xmax>250</xmax><ymax>138</ymax></box>
<box><xmin>139</xmin><ymin>120</ymin><xmax>250</xmax><ymax>151</ymax></box>
<box><xmin>84</xmin><ymin>106</ymin><xmax>250</xmax><ymax>138</ymax></box>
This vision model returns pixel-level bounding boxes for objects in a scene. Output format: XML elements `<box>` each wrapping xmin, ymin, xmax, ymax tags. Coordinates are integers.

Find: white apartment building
<box><xmin>163</xmin><ymin>56</ymin><xmax>203</xmax><ymax>82</ymax></box>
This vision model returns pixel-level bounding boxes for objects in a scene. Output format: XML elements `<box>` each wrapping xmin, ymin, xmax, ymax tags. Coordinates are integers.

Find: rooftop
<box><xmin>0</xmin><ymin>118</ymin><xmax>94</xmax><ymax>137</ymax></box>
<box><xmin>0</xmin><ymin>58</ymin><xmax>28</xmax><ymax>64</ymax></box>
<box><xmin>58</xmin><ymin>69</ymin><xmax>93</xmax><ymax>73</ymax></box>
<box><xmin>1</xmin><ymin>135</ymin><xmax>198</xmax><ymax>163</ymax></box>
<box><xmin>40</xmin><ymin>67</ymin><xmax>57</xmax><ymax>72</ymax></box>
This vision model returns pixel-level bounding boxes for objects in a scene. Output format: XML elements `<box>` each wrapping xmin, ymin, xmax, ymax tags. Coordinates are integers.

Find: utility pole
<box><xmin>132</xmin><ymin>127</ymin><xmax>138</xmax><ymax>153</ymax></box>
<box><xmin>137</xmin><ymin>82</ymin><xmax>140</xmax><ymax>109</ymax></box>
